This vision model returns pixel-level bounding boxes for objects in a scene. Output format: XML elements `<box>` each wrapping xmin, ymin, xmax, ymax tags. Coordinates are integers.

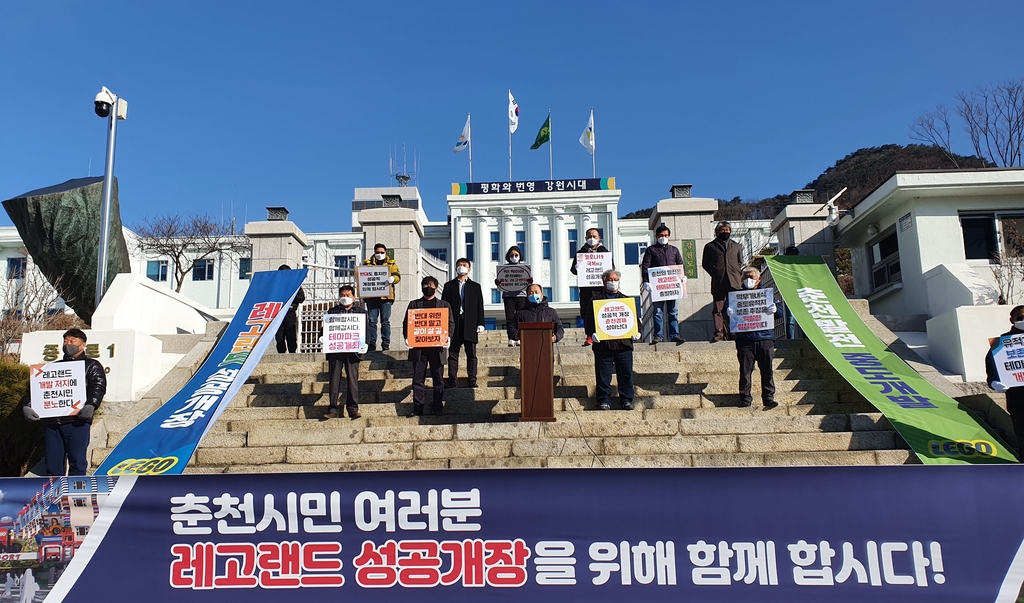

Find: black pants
<box><xmin>1006</xmin><ymin>390</ymin><xmax>1024</xmax><ymax>457</ymax></box>
<box><xmin>413</xmin><ymin>348</ymin><xmax>445</xmax><ymax>414</ymax></box>
<box><xmin>579</xmin><ymin>287</ymin><xmax>602</xmax><ymax>334</ymax></box>
<box><xmin>503</xmin><ymin>296</ymin><xmax>526</xmax><ymax>338</ymax></box>
<box><xmin>736</xmin><ymin>338</ymin><xmax>775</xmax><ymax>403</ymax></box>
<box><xmin>594</xmin><ymin>347</ymin><xmax>634</xmax><ymax>408</ymax></box>
<box><xmin>276</xmin><ymin>311</ymin><xmax>298</xmax><ymax>353</ymax></box>
<box><xmin>712</xmin><ymin>290</ymin><xmax>730</xmax><ymax>339</ymax></box>
<box><xmin>44</xmin><ymin>422</ymin><xmax>90</xmax><ymax>476</ymax></box>
<box><xmin>447</xmin><ymin>336</ymin><xmax>478</xmax><ymax>384</ymax></box>
<box><xmin>327</xmin><ymin>354</ymin><xmax>360</xmax><ymax>415</ymax></box>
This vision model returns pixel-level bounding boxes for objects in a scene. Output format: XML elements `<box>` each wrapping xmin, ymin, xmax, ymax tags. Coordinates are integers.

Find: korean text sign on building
<box><xmin>408</xmin><ymin>308</ymin><xmax>450</xmax><ymax>348</ymax></box>
<box><xmin>357</xmin><ymin>266</ymin><xmax>391</xmax><ymax>298</ymax></box>
<box><xmin>990</xmin><ymin>334</ymin><xmax>1024</xmax><ymax>386</ymax></box>
<box><xmin>576</xmin><ymin>253</ymin><xmax>612</xmax><ymax>288</ymax></box>
<box><xmin>323</xmin><ymin>314</ymin><xmax>365</xmax><ymax>353</ymax></box>
<box><xmin>728</xmin><ymin>289</ymin><xmax>773</xmax><ymax>333</ymax></box>
<box><xmin>647</xmin><ymin>266</ymin><xmax>687</xmax><ymax>302</ymax></box>
<box><xmin>496</xmin><ymin>264</ymin><xmax>532</xmax><ymax>292</ymax></box>
<box><xmin>593</xmin><ymin>297</ymin><xmax>639</xmax><ymax>340</ymax></box>
<box><xmin>30</xmin><ymin>361</ymin><xmax>85</xmax><ymax>418</ymax></box>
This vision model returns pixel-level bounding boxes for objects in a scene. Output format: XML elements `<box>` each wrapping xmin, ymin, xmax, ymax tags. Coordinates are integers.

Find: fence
<box><xmin>297</xmin><ymin>266</ymin><xmax>357</xmax><ymax>354</ymax></box>
<box><xmin>758</xmin><ymin>263</ymin><xmax>790</xmax><ymax>340</ymax></box>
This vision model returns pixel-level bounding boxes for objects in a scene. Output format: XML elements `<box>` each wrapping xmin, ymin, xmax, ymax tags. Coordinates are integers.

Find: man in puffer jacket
<box><xmin>726</xmin><ymin>267</ymin><xmax>782</xmax><ymax>409</ymax></box>
<box><xmin>509</xmin><ymin>283</ymin><xmax>564</xmax><ymax>344</ymax></box>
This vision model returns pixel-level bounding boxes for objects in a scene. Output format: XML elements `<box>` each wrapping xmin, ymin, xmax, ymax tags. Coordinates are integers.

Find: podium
<box><xmin>519</xmin><ymin>322</ymin><xmax>555</xmax><ymax>422</ymax></box>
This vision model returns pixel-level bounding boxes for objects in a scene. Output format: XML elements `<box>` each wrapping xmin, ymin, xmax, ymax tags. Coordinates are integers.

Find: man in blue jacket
<box><xmin>727</xmin><ymin>266</ymin><xmax>781</xmax><ymax>409</ymax></box>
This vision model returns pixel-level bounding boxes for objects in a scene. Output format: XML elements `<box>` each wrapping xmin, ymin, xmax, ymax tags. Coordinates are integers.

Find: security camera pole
<box><xmin>95</xmin><ymin>86</ymin><xmax>127</xmax><ymax>307</ymax></box>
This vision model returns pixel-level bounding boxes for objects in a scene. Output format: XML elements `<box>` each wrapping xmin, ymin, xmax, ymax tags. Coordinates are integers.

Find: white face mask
<box><xmin>605</xmin><ymin>281</ymin><xmax>619</xmax><ymax>292</ymax></box>
<box><xmin>457</xmin><ymin>266</ymin><xmax>469</xmax><ymax>276</ymax></box>
<box><xmin>374</xmin><ymin>252</ymin><xmax>386</xmax><ymax>261</ymax></box>
<box><xmin>339</xmin><ymin>296</ymin><xmax>354</xmax><ymax>306</ymax></box>
<box><xmin>657</xmin><ymin>236</ymin><xmax>669</xmax><ymax>245</ymax></box>
<box><xmin>1015</xmin><ymin>320</ymin><xmax>1024</xmax><ymax>330</ymax></box>
<box><xmin>586</xmin><ymin>237</ymin><xmax>599</xmax><ymax>247</ymax></box>
<box><xmin>509</xmin><ymin>255</ymin><xmax>520</xmax><ymax>264</ymax></box>
<box><xmin>743</xmin><ymin>278</ymin><xmax>757</xmax><ymax>290</ymax></box>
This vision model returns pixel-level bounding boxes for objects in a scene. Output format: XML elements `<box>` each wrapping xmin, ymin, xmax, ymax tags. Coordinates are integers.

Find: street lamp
<box><xmin>94</xmin><ymin>86</ymin><xmax>128</xmax><ymax>307</ymax></box>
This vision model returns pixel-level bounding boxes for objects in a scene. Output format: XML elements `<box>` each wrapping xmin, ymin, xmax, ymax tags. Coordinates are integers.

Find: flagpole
<box><xmin>548</xmin><ymin>110</ymin><xmax>553</xmax><ymax>180</ymax></box>
<box><xmin>468</xmin><ymin>113</ymin><xmax>473</xmax><ymax>182</ymax></box>
<box><xmin>508</xmin><ymin>90</ymin><xmax>513</xmax><ymax>181</ymax></box>
<box><xmin>591</xmin><ymin>108</ymin><xmax>596</xmax><ymax>178</ymax></box>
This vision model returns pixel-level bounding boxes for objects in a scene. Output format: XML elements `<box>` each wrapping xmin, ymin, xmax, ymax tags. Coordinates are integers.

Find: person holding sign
<box><xmin>509</xmin><ymin>283</ymin><xmax>564</xmax><ymax>344</ymax></box>
<box><xmin>442</xmin><ymin>258</ymin><xmax>485</xmax><ymax>388</ymax></box>
<box><xmin>323</xmin><ymin>285</ymin><xmax>368</xmax><ymax>419</ymax></box>
<box><xmin>22</xmin><ymin>329</ymin><xmax>106</xmax><ymax>475</ymax></box>
<box><xmin>641</xmin><ymin>223</ymin><xmax>686</xmax><ymax>345</ymax></box>
<box><xmin>498</xmin><ymin>246</ymin><xmax>531</xmax><ymax>347</ymax></box>
<box><xmin>404</xmin><ymin>276</ymin><xmax>454</xmax><ymax>416</ymax></box>
<box><xmin>986</xmin><ymin>305</ymin><xmax>1024</xmax><ymax>453</ymax></box>
<box><xmin>363</xmin><ymin>243</ymin><xmax>401</xmax><ymax>351</ymax></box>
<box><xmin>570</xmin><ymin>228</ymin><xmax>612</xmax><ymax>347</ymax></box>
<box><xmin>590</xmin><ymin>270</ymin><xmax>639</xmax><ymax>411</ymax></box>
<box><xmin>726</xmin><ymin>267</ymin><xmax>781</xmax><ymax>409</ymax></box>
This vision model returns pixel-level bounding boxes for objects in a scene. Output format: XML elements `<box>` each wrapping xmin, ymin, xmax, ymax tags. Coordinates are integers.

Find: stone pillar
<box><xmin>453</xmin><ymin>215</ymin><xmax>466</xmax><ymax>266</ymax></box>
<box><xmin>527</xmin><ymin>211</ymin><xmax>542</xmax><ymax>272</ymax></box>
<box><xmin>246</xmin><ymin>218</ymin><xmax>309</xmax><ymax>274</ymax></box>
<box><xmin>648</xmin><ymin>188</ymin><xmax>719</xmax><ymax>342</ymax></box>
<box><xmin>501</xmin><ymin>209</ymin><xmax>515</xmax><ymax>262</ymax></box>
<box><xmin>553</xmin><ymin>208</ymin><xmax>569</xmax><ymax>302</ymax></box>
<box><xmin>475</xmin><ymin>215</ymin><xmax>489</xmax><ymax>275</ymax></box>
<box><xmin>770</xmin><ymin>190</ymin><xmax>836</xmax><ymax>273</ymax></box>
<box><xmin>580</xmin><ymin>209</ymin><xmax>593</xmax><ymax>241</ymax></box>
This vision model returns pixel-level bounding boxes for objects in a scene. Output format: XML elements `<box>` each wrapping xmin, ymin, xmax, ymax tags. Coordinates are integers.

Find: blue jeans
<box><xmin>365</xmin><ymin>299</ymin><xmax>392</xmax><ymax>347</ymax></box>
<box><xmin>652</xmin><ymin>299</ymin><xmax>678</xmax><ymax>340</ymax></box>
<box><xmin>595</xmin><ymin>347</ymin><xmax>634</xmax><ymax>408</ymax></box>
<box><xmin>44</xmin><ymin>422</ymin><xmax>91</xmax><ymax>476</ymax></box>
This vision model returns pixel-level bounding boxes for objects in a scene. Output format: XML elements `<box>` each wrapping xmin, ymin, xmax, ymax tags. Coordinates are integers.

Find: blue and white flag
<box><xmin>508</xmin><ymin>90</ymin><xmax>519</xmax><ymax>134</ymax></box>
<box><xmin>454</xmin><ymin>114</ymin><xmax>471</xmax><ymax>153</ymax></box>
<box><xmin>579</xmin><ymin>109</ymin><xmax>595</xmax><ymax>154</ymax></box>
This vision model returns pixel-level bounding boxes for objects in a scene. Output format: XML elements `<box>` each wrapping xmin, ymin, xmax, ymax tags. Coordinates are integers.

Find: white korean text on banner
<box><xmin>30</xmin><ymin>360</ymin><xmax>86</xmax><ymax>418</ymax></box>
<box><xmin>323</xmin><ymin>313</ymin><xmax>365</xmax><ymax>353</ymax></box>
<box><xmin>495</xmin><ymin>264</ymin><xmax>532</xmax><ymax>292</ymax></box>
<box><xmin>647</xmin><ymin>265</ymin><xmax>687</xmax><ymax>302</ymax></box>
<box><xmin>576</xmin><ymin>252</ymin><xmax>612</xmax><ymax>288</ymax></box>
<box><xmin>357</xmin><ymin>266</ymin><xmax>391</xmax><ymax>298</ymax></box>
<box><xmin>728</xmin><ymin>288</ymin><xmax>773</xmax><ymax>333</ymax></box>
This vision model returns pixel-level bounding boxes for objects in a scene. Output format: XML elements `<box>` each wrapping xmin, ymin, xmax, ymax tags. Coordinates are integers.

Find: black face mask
<box><xmin>717</xmin><ymin>231</ymin><xmax>731</xmax><ymax>241</ymax></box>
<box><xmin>422</xmin><ymin>287</ymin><xmax>436</xmax><ymax>297</ymax></box>
<box><xmin>63</xmin><ymin>344</ymin><xmax>80</xmax><ymax>356</ymax></box>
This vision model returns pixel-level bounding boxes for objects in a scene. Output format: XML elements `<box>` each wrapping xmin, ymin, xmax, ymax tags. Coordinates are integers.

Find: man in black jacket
<box><xmin>641</xmin><ymin>223</ymin><xmax>686</xmax><ymax>345</ymax></box>
<box><xmin>404</xmin><ymin>276</ymin><xmax>455</xmax><ymax>416</ymax></box>
<box><xmin>442</xmin><ymin>258</ymin><xmax>485</xmax><ymax>388</ymax></box>
<box><xmin>701</xmin><ymin>221</ymin><xmax>743</xmax><ymax>342</ymax></box>
<box><xmin>986</xmin><ymin>304</ymin><xmax>1024</xmax><ymax>456</ymax></box>
<box><xmin>324</xmin><ymin>285</ymin><xmax>368</xmax><ymax>420</ymax></box>
<box><xmin>23</xmin><ymin>328</ymin><xmax>106</xmax><ymax>476</ymax></box>
<box><xmin>509</xmin><ymin>284</ymin><xmax>565</xmax><ymax>344</ymax></box>
<box><xmin>590</xmin><ymin>270</ymin><xmax>639</xmax><ymax>411</ymax></box>
<box><xmin>570</xmin><ymin>228</ymin><xmax>611</xmax><ymax>347</ymax></box>
<box><xmin>276</xmin><ymin>264</ymin><xmax>306</xmax><ymax>353</ymax></box>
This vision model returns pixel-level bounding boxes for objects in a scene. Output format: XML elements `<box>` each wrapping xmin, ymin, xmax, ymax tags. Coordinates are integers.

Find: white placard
<box><xmin>728</xmin><ymin>289</ymin><xmax>774</xmax><ymax>333</ymax></box>
<box><xmin>495</xmin><ymin>264</ymin><xmax>532</xmax><ymax>292</ymax></box>
<box><xmin>576</xmin><ymin>252</ymin><xmax>613</xmax><ymax>288</ymax></box>
<box><xmin>30</xmin><ymin>360</ymin><xmax>87</xmax><ymax>418</ymax></box>
<box><xmin>323</xmin><ymin>313</ymin><xmax>366</xmax><ymax>353</ymax></box>
<box><xmin>647</xmin><ymin>265</ymin><xmax>687</xmax><ymax>302</ymax></box>
<box><xmin>991</xmin><ymin>333</ymin><xmax>1024</xmax><ymax>386</ymax></box>
<box><xmin>357</xmin><ymin>266</ymin><xmax>391</xmax><ymax>298</ymax></box>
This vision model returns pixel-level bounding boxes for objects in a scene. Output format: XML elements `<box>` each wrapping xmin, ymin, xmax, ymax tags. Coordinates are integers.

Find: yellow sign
<box><xmin>593</xmin><ymin>297</ymin><xmax>639</xmax><ymax>341</ymax></box>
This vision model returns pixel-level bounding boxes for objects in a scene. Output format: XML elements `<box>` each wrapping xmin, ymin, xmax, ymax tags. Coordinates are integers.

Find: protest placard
<box><xmin>728</xmin><ymin>288</ymin><xmax>774</xmax><ymax>333</ymax></box>
<box><xmin>407</xmin><ymin>307</ymin><xmax>450</xmax><ymax>348</ymax></box>
<box><xmin>647</xmin><ymin>265</ymin><xmax>687</xmax><ymax>302</ymax></box>
<box><xmin>495</xmin><ymin>264</ymin><xmax>532</xmax><ymax>292</ymax></box>
<box><xmin>576</xmin><ymin>252</ymin><xmax>613</xmax><ymax>288</ymax></box>
<box><xmin>593</xmin><ymin>297</ymin><xmax>639</xmax><ymax>340</ymax></box>
<box><xmin>357</xmin><ymin>266</ymin><xmax>391</xmax><ymax>298</ymax></box>
<box><xmin>991</xmin><ymin>333</ymin><xmax>1024</xmax><ymax>386</ymax></box>
<box><xmin>30</xmin><ymin>361</ymin><xmax>86</xmax><ymax>418</ymax></box>
<box><xmin>323</xmin><ymin>313</ymin><xmax>365</xmax><ymax>353</ymax></box>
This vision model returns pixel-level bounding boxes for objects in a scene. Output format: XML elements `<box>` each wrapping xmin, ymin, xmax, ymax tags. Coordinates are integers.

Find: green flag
<box><xmin>766</xmin><ymin>255</ymin><xmax>1017</xmax><ymax>464</ymax></box>
<box><xmin>530</xmin><ymin>115</ymin><xmax>550</xmax><ymax>150</ymax></box>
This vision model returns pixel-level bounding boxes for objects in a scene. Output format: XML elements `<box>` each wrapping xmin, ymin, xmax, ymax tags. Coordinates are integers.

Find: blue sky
<box><xmin>1</xmin><ymin>1</ymin><xmax>1022</xmax><ymax>232</ymax></box>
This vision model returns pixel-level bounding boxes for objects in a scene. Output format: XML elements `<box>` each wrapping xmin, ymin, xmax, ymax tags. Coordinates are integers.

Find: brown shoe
<box><xmin>348</xmin><ymin>409</ymin><xmax>362</xmax><ymax>419</ymax></box>
<box><xmin>324</xmin><ymin>408</ymin><xmax>340</xmax><ymax>419</ymax></box>
<box><xmin>709</xmin><ymin>334</ymin><xmax>725</xmax><ymax>343</ymax></box>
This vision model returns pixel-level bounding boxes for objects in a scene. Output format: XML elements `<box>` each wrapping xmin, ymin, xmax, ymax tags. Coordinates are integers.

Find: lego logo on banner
<box><xmin>593</xmin><ymin>297</ymin><xmax>639</xmax><ymax>340</ymax></box>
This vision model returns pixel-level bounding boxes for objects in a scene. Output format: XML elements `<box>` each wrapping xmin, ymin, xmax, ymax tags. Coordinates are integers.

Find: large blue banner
<box><xmin>2</xmin><ymin>467</ymin><xmax>1018</xmax><ymax>602</ymax></box>
<box><xmin>94</xmin><ymin>268</ymin><xmax>307</xmax><ymax>476</ymax></box>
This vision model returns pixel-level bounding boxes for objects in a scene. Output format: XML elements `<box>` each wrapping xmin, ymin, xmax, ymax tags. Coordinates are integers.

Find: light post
<box><xmin>94</xmin><ymin>86</ymin><xmax>128</xmax><ymax>307</ymax></box>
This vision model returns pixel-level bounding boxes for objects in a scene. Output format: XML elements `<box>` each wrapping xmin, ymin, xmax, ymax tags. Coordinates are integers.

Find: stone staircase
<box><xmin>91</xmin><ymin>329</ymin><xmax>917</xmax><ymax>472</ymax></box>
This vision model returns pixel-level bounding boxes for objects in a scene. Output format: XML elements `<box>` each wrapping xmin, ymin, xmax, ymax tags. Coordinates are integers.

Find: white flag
<box><xmin>454</xmin><ymin>114</ymin><xmax>471</xmax><ymax>153</ymax></box>
<box><xmin>579</xmin><ymin>109</ymin><xmax>595</xmax><ymax>154</ymax></box>
<box><xmin>508</xmin><ymin>90</ymin><xmax>519</xmax><ymax>134</ymax></box>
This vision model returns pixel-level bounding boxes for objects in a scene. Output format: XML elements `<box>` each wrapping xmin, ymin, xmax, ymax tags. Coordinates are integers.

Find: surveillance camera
<box><xmin>94</xmin><ymin>86</ymin><xmax>115</xmax><ymax>118</ymax></box>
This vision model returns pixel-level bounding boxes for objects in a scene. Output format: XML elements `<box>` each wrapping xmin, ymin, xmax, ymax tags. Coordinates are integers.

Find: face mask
<box><xmin>63</xmin><ymin>344</ymin><xmax>80</xmax><ymax>356</ymax></box>
<box><xmin>422</xmin><ymin>287</ymin><xmax>436</xmax><ymax>297</ymax></box>
<box><xmin>509</xmin><ymin>255</ymin><xmax>520</xmax><ymax>264</ymax></box>
<box><xmin>374</xmin><ymin>252</ymin><xmax>386</xmax><ymax>261</ymax></box>
<box><xmin>457</xmin><ymin>266</ymin><xmax>469</xmax><ymax>276</ymax></box>
<box><xmin>717</xmin><ymin>231</ymin><xmax>730</xmax><ymax>241</ymax></box>
<box><xmin>339</xmin><ymin>297</ymin><xmax>353</xmax><ymax>306</ymax></box>
<box><xmin>605</xmin><ymin>281</ymin><xmax>619</xmax><ymax>292</ymax></box>
<box><xmin>657</xmin><ymin>236</ymin><xmax>669</xmax><ymax>245</ymax></box>
<box><xmin>1015</xmin><ymin>320</ymin><xmax>1024</xmax><ymax>330</ymax></box>
<box><xmin>586</xmin><ymin>238</ymin><xmax>599</xmax><ymax>247</ymax></box>
<box><xmin>743</xmin><ymin>278</ymin><xmax>757</xmax><ymax>290</ymax></box>
<box><xmin>528</xmin><ymin>293</ymin><xmax>542</xmax><ymax>304</ymax></box>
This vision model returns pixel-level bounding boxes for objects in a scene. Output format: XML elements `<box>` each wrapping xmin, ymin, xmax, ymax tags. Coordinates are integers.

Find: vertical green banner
<box><xmin>679</xmin><ymin>239</ymin><xmax>698</xmax><ymax>279</ymax></box>
<box><xmin>766</xmin><ymin>256</ymin><xmax>1017</xmax><ymax>464</ymax></box>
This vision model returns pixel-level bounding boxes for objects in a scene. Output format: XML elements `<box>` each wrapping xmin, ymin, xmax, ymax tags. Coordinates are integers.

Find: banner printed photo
<box><xmin>594</xmin><ymin>297</ymin><xmax>639</xmax><ymax>340</ymax></box>
<box><xmin>357</xmin><ymin>266</ymin><xmax>391</xmax><ymax>298</ymax></box>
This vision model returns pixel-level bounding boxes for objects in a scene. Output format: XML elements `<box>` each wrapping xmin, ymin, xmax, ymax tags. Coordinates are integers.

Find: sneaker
<box><xmin>650</xmin><ymin>337</ymin><xmax>662</xmax><ymax>345</ymax></box>
<box><xmin>762</xmin><ymin>400</ymin><xmax>779</xmax><ymax>410</ymax></box>
<box><xmin>672</xmin><ymin>337</ymin><xmax>686</xmax><ymax>345</ymax></box>
<box><xmin>324</xmin><ymin>408</ymin><xmax>340</xmax><ymax>419</ymax></box>
<box><xmin>508</xmin><ymin>340</ymin><xmax>516</xmax><ymax>347</ymax></box>
<box><xmin>348</xmin><ymin>409</ymin><xmax>362</xmax><ymax>419</ymax></box>
<box><xmin>621</xmin><ymin>402</ymin><xmax>635</xmax><ymax>411</ymax></box>
<box><xmin>598</xmin><ymin>402</ymin><xmax>611</xmax><ymax>411</ymax></box>
<box><xmin>367</xmin><ymin>343</ymin><xmax>377</xmax><ymax>352</ymax></box>
<box><xmin>381</xmin><ymin>343</ymin><xmax>389</xmax><ymax>351</ymax></box>
<box><xmin>582</xmin><ymin>335</ymin><xmax>593</xmax><ymax>347</ymax></box>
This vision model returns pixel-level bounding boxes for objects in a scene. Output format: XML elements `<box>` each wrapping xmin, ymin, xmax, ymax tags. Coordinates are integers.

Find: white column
<box><xmin>453</xmin><ymin>214</ymin><xmax>466</xmax><ymax>269</ymax></box>
<box><xmin>475</xmin><ymin>215</ymin><xmax>489</xmax><ymax>276</ymax></box>
<box><xmin>528</xmin><ymin>212</ymin><xmax>542</xmax><ymax>274</ymax></box>
<box><xmin>580</xmin><ymin>208</ymin><xmax>593</xmax><ymax>241</ymax></box>
<box><xmin>502</xmin><ymin>209</ymin><xmax>515</xmax><ymax>262</ymax></box>
<box><xmin>553</xmin><ymin>208</ymin><xmax>569</xmax><ymax>302</ymax></box>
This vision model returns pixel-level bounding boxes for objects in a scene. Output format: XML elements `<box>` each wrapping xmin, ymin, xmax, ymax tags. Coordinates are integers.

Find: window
<box><xmin>146</xmin><ymin>260</ymin><xmax>168</xmax><ymax>282</ymax></box>
<box><xmin>542</xmin><ymin>231</ymin><xmax>551</xmax><ymax>260</ymax></box>
<box><xmin>73</xmin><ymin>480</ymin><xmax>86</xmax><ymax>490</ymax></box>
<box><xmin>73</xmin><ymin>498</ymin><xmax>87</xmax><ymax>508</ymax></box>
<box><xmin>869</xmin><ymin>231</ymin><xmax>901</xmax><ymax>290</ymax></box>
<box><xmin>465</xmin><ymin>232</ymin><xmax>474</xmax><ymax>262</ymax></box>
<box><xmin>484</xmin><ymin>317</ymin><xmax>496</xmax><ymax>330</ymax></box>
<box><xmin>333</xmin><ymin>255</ymin><xmax>355</xmax><ymax>277</ymax></box>
<box><xmin>6</xmin><ymin>257</ymin><xmax>26</xmax><ymax>280</ymax></box>
<box><xmin>491</xmin><ymin>290</ymin><xmax>501</xmax><ymax>304</ymax></box>
<box><xmin>568</xmin><ymin>229</ymin><xmax>578</xmax><ymax>257</ymax></box>
<box><xmin>238</xmin><ymin>258</ymin><xmax>252</xmax><ymax>280</ymax></box>
<box><xmin>425</xmin><ymin>248</ymin><xmax>447</xmax><ymax>262</ymax></box>
<box><xmin>543</xmin><ymin>287</ymin><xmax>552</xmax><ymax>301</ymax></box>
<box><xmin>192</xmin><ymin>259</ymin><xmax>215</xmax><ymax>281</ymax></box>
<box><xmin>490</xmin><ymin>232</ymin><xmax>500</xmax><ymax>262</ymax></box>
<box><xmin>515</xmin><ymin>231</ymin><xmax>525</xmax><ymax>254</ymax></box>
<box><xmin>624</xmin><ymin>242</ymin><xmax>648</xmax><ymax>265</ymax></box>
<box><xmin>75</xmin><ymin>526</ymin><xmax>89</xmax><ymax>537</ymax></box>
<box><xmin>961</xmin><ymin>215</ymin><xmax>998</xmax><ymax>261</ymax></box>
<box><xmin>569</xmin><ymin>286</ymin><xmax>579</xmax><ymax>302</ymax></box>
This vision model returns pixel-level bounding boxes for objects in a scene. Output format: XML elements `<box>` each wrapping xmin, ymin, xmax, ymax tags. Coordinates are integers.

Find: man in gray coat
<box><xmin>701</xmin><ymin>220</ymin><xmax>743</xmax><ymax>342</ymax></box>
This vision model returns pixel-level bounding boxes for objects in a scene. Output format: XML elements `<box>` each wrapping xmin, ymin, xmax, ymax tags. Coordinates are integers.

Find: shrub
<box><xmin>0</xmin><ymin>361</ymin><xmax>43</xmax><ymax>476</ymax></box>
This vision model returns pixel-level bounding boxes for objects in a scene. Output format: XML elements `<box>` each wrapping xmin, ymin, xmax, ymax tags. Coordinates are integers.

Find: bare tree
<box><xmin>909</xmin><ymin>105</ymin><xmax>960</xmax><ymax>167</ymax></box>
<box><xmin>992</xmin><ymin>220</ymin><xmax>1024</xmax><ymax>306</ymax></box>
<box><xmin>133</xmin><ymin>214</ymin><xmax>248</xmax><ymax>293</ymax></box>
<box><xmin>957</xmin><ymin>79</ymin><xmax>1024</xmax><ymax>168</ymax></box>
<box><xmin>0</xmin><ymin>251</ymin><xmax>84</xmax><ymax>359</ymax></box>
